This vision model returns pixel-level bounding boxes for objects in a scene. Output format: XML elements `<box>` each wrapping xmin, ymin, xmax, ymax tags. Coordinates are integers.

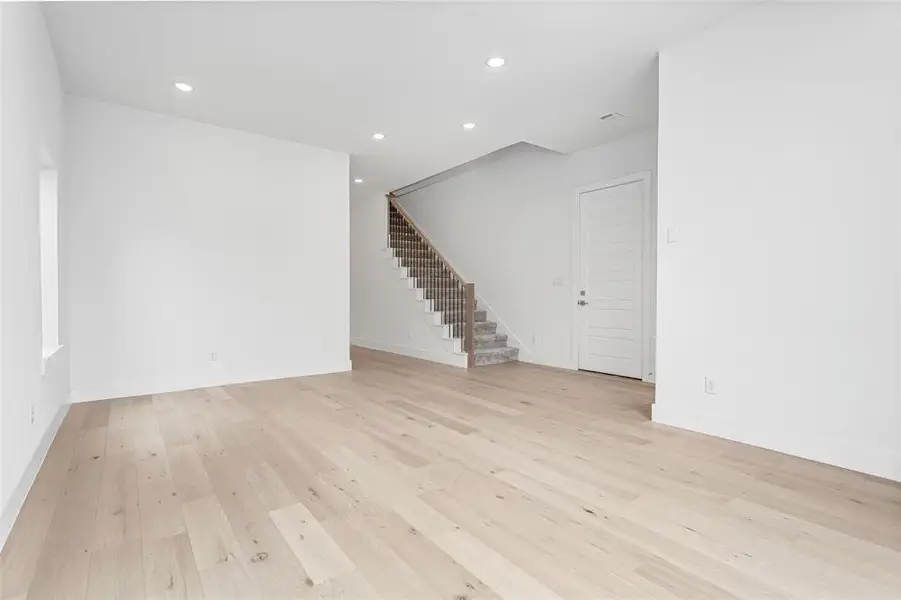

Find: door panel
<box><xmin>578</xmin><ymin>181</ymin><xmax>643</xmax><ymax>378</ymax></box>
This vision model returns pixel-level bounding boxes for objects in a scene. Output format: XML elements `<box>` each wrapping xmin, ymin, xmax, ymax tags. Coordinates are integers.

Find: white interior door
<box><xmin>577</xmin><ymin>181</ymin><xmax>643</xmax><ymax>378</ymax></box>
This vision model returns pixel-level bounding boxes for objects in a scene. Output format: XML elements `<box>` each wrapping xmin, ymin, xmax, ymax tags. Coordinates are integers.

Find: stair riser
<box><xmin>473</xmin><ymin>322</ymin><xmax>497</xmax><ymax>334</ymax></box>
<box><xmin>474</xmin><ymin>337</ymin><xmax>507</xmax><ymax>349</ymax></box>
<box><xmin>474</xmin><ymin>347</ymin><xmax>519</xmax><ymax>366</ymax></box>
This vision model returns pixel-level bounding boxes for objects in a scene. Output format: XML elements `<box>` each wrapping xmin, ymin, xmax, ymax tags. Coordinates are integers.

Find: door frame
<box><xmin>571</xmin><ymin>170</ymin><xmax>653</xmax><ymax>382</ymax></box>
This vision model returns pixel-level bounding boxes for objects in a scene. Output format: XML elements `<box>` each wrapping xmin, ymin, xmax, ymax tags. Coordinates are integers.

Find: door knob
<box><xmin>578</xmin><ymin>300</ymin><xmax>588</xmax><ymax>306</ymax></box>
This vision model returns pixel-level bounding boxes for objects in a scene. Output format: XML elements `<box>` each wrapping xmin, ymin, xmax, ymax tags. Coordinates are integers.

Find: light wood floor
<box><xmin>2</xmin><ymin>348</ymin><xmax>900</xmax><ymax>600</ymax></box>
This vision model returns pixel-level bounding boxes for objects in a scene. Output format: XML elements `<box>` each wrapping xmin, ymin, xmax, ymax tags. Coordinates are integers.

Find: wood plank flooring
<box><xmin>2</xmin><ymin>346</ymin><xmax>900</xmax><ymax>599</ymax></box>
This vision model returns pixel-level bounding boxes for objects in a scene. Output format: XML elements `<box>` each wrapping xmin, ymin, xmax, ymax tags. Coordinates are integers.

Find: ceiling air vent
<box><xmin>599</xmin><ymin>112</ymin><xmax>626</xmax><ymax>122</ymax></box>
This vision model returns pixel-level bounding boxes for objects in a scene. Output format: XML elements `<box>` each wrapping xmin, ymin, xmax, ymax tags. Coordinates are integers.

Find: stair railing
<box><xmin>386</xmin><ymin>194</ymin><xmax>475</xmax><ymax>368</ymax></box>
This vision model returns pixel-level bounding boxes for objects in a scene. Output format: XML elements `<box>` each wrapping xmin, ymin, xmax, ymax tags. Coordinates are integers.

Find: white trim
<box><xmin>40</xmin><ymin>344</ymin><xmax>63</xmax><ymax>378</ymax></box>
<box><xmin>0</xmin><ymin>404</ymin><xmax>70</xmax><ymax>552</ymax></box>
<box><xmin>571</xmin><ymin>170</ymin><xmax>654</xmax><ymax>382</ymax></box>
<box><xmin>351</xmin><ymin>338</ymin><xmax>468</xmax><ymax>368</ymax></box>
<box><xmin>69</xmin><ymin>361</ymin><xmax>353</xmax><ymax>403</ymax></box>
<box><xmin>652</xmin><ymin>404</ymin><xmax>901</xmax><ymax>483</ymax></box>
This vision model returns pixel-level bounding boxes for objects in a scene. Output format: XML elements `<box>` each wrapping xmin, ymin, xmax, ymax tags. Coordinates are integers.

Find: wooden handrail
<box><xmin>387</xmin><ymin>193</ymin><xmax>476</xmax><ymax>368</ymax></box>
<box><xmin>387</xmin><ymin>194</ymin><xmax>467</xmax><ymax>284</ymax></box>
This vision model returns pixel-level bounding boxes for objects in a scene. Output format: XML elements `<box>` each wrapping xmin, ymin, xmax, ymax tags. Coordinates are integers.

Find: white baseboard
<box><xmin>652</xmin><ymin>403</ymin><xmax>901</xmax><ymax>483</ymax></box>
<box><xmin>352</xmin><ymin>338</ymin><xmax>468</xmax><ymax>368</ymax></box>
<box><xmin>69</xmin><ymin>361</ymin><xmax>353</xmax><ymax>403</ymax></box>
<box><xmin>0</xmin><ymin>403</ymin><xmax>70</xmax><ymax>552</ymax></box>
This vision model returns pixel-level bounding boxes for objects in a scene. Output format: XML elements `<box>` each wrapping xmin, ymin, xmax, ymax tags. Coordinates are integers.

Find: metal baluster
<box><xmin>459</xmin><ymin>280</ymin><xmax>463</xmax><ymax>341</ymax></box>
<box><xmin>437</xmin><ymin>250</ymin><xmax>441</xmax><ymax>316</ymax></box>
<box><xmin>453</xmin><ymin>277</ymin><xmax>458</xmax><ymax>341</ymax></box>
<box><xmin>457</xmin><ymin>279</ymin><xmax>462</xmax><ymax>340</ymax></box>
<box><xmin>453</xmin><ymin>277</ymin><xmax>457</xmax><ymax>341</ymax></box>
<box><xmin>451</xmin><ymin>278</ymin><xmax>456</xmax><ymax>340</ymax></box>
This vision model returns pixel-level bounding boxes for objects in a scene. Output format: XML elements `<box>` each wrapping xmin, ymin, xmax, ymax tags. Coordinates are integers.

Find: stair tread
<box><xmin>473</xmin><ymin>345</ymin><xmax>519</xmax><ymax>366</ymax></box>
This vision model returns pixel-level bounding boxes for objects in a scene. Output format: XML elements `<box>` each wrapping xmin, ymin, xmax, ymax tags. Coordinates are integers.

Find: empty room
<box><xmin>1</xmin><ymin>1</ymin><xmax>899</xmax><ymax>599</ymax></box>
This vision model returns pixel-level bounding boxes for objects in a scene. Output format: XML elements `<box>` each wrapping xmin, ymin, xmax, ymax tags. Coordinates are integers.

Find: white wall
<box><xmin>350</xmin><ymin>190</ymin><xmax>467</xmax><ymax>367</ymax></box>
<box><xmin>396</xmin><ymin>130</ymin><xmax>657</xmax><ymax>372</ymax></box>
<box><xmin>654</xmin><ymin>3</ymin><xmax>901</xmax><ymax>481</ymax></box>
<box><xmin>66</xmin><ymin>97</ymin><xmax>350</xmax><ymax>402</ymax></box>
<box><xmin>0</xmin><ymin>3</ymin><xmax>69</xmax><ymax>547</ymax></box>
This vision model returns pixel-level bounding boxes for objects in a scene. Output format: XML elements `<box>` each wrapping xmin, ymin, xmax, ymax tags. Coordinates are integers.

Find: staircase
<box><xmin>387</xmin><ymin>195</ymin><xmax>518</xmax><ymax>367</ymax></box>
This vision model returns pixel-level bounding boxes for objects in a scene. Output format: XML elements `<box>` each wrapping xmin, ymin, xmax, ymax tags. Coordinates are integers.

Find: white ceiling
<box><xmin>43</xmin><ymin>2</ymin><xmax>751</xmax><ymax>191</ymax></box>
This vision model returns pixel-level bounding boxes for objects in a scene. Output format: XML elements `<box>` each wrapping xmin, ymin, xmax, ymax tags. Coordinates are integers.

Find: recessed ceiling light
<box><xmin>372</xmin><ymin>132</ymin><xmax>385</xmax><ymax>140</ymax></box>
<box><xmin>462</xmin><ymin>123</ymin><xmax>476</xmax><ymax>130</ymax></box>
<box><xmin>174</xmin><ymin>82</ymin><xmax>193</xmax><ymax>92</ymax></box>
<box><xmin>486</xmin><ymin>57</ymin><xmax>505</xmax><ymax>68</ymax></box>
<box><xmin>353</xmin><ymin>178</ymin><xmax>364</xmax><ymax>184</ymax></box>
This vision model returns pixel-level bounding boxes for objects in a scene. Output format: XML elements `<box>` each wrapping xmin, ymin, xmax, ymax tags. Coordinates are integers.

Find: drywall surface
<box><xmin>0</xmin><ymin>3</ymin><xmax>69</xmax><ymax>548</ymax></box>
<box><xmin>66</xmin><ymin>97</ymin><xmax>351</xmax><ymax>402</ymax></box>
<box><xmin>654</xmin><ymin>2</ymin><xmax>901</xmax><ymax>480</ymax></box>
<box><xmin>397</xmin><ymin>130</ymin><xmax>657</xmax><ymax>372</ymax></box>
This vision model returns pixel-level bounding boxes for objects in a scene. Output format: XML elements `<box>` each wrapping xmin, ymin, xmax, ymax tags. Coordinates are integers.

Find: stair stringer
<box><xmin>379</xmin><ymin>247</ymin><xmax>468</xmax><ymax>366</ymax></box>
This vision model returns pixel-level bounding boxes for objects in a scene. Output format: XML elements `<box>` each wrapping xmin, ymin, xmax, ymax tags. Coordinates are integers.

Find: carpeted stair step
<box><xmin>473</xmin><ymin>321</ymin><xmax>497</xmax><ymax>335</ymax></box>
<box><xmin>474</xmin><ymin>346</ymin><xmax>519</xmax><ymax>366</ymax></box>
<box><xmin>474</xmin><ymin>333</ymin><xmax>508</xmax><ymax>349</ymax></box>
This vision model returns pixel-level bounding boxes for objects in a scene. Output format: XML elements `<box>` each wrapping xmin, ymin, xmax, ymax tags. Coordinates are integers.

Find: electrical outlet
<box><xmin>30</xmin><ymin>405</ymin><xmax>36</xmax><ymax>425</ymax></box>
<box><xmin>704</xmin><ymin>377</ymin><xmax>717</xmax><ymax>395</ymax></box>
<box><xmin>210</xmin><ymin>352</ymin><xmax>218</xmax><ymax>362</ymax></box>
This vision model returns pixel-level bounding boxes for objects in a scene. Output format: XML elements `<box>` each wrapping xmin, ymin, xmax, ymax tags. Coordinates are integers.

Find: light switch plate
<box><xmin>665</xmin><ymin>227</ymin><xmax>678</xmax><ymax>244</ymax></box>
